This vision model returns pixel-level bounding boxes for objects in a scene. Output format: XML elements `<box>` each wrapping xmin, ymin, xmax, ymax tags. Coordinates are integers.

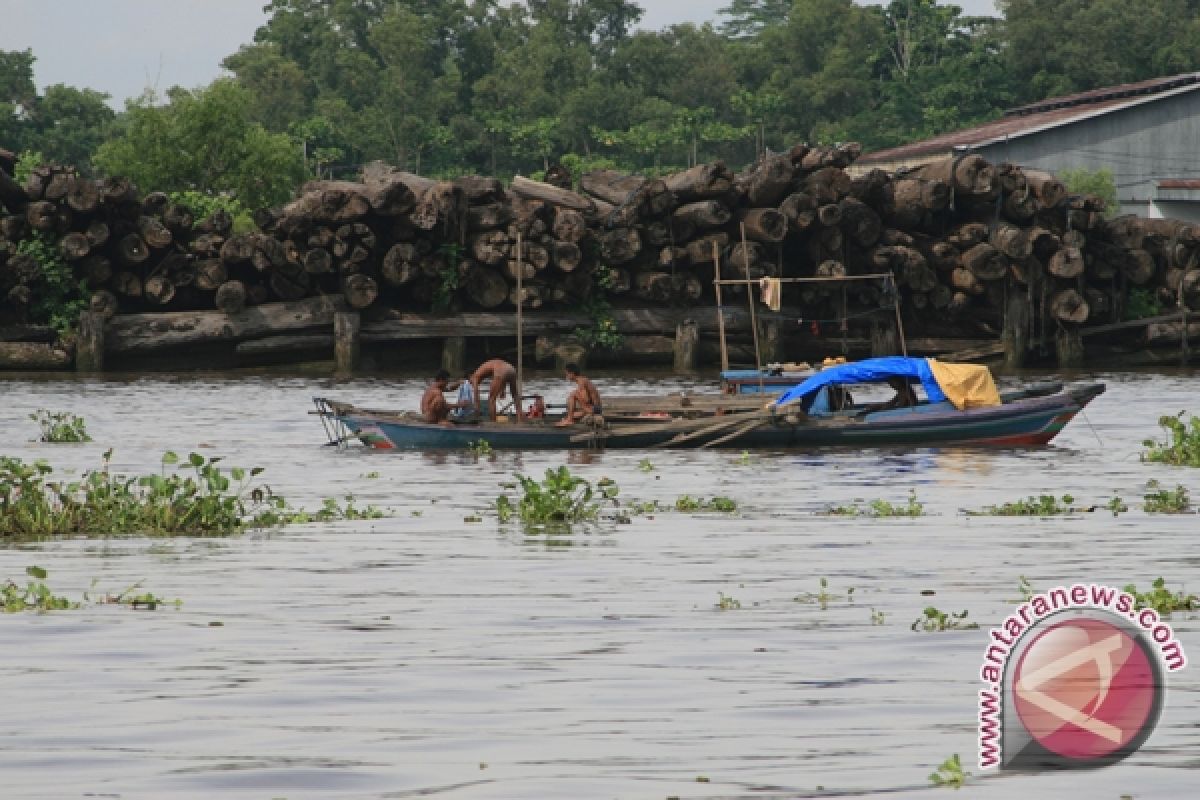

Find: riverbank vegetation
<box><xmin>1142</xmin><ymin>413</ymin><xmax>1200</xmax><ymax>467</ymax></box>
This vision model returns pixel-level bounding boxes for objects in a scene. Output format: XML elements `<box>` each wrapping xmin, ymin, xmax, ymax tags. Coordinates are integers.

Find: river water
<box><xmin>0</xmin><ymin>368</ymin><xmax>1197</xmax><ymax>799</ymax></box>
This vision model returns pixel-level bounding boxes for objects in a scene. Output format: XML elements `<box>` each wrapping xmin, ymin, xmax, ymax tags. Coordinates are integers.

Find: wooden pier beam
<box><xmin>76</xmin><ymin>311</ymin><xmax>105</xmax><ymax>372</ymax></box>
<box><xmin>1055</xmin><ymin>324</ymin><xmax>1084</xmax><ymax>368</ymax></box>
<box><xmin>334</xmin><ymin>311</ymin><xmax>360</xmax><ymax>374</ymax></box>
<box><xmin>673</xmin><ymin>319</ymin><xmax>699</xmax><ymax>372</ymax></box>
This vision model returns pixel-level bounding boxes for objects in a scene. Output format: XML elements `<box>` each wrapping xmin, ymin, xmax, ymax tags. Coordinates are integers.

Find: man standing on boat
<box><xmin>556</xmin><ymin>363</ymin><xmax>602</xmax><ymax>426</ymax></box>
<box><xmin>421</xmin><ymin>369</ymin><xmax>453</xmax><ymax>425</ymax></box>
<box><xmin>470</xmin><ymin>358</ymin><xmax>523</xmax><ymax>422</ymax></box>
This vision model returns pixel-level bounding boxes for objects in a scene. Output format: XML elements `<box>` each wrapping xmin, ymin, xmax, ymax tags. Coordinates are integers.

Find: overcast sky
<box><xmin>1</xmin><ymin>0</ymin><xmax>1000</xmax><ymax>108</ymax></box>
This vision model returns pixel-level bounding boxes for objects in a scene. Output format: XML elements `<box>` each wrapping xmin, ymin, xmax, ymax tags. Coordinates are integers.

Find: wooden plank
<box><xmin>236</xmin><ymin>334</ymin><xmax>335</xmax><ymax>357</ymax></box>
<box><xmin>0</xmin><ymin>342</ymin><xmax>72</xmax><ymax>369</ymax></box>
<box><xmin>106</xmin><ymin>295</ymin><xmax>346</xmax><ymax>355</ymax></box>
<box><xmin>600</xmin><ymin>394</ymin><xmax>772</xmax><ymax>415</ymax></box>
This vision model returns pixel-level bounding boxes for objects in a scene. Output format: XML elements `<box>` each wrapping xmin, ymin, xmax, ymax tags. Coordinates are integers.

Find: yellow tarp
<box><xmin>927</xmin><ymin>359</ymin><xmax>1001</xmax><ymax>411</ymax></box>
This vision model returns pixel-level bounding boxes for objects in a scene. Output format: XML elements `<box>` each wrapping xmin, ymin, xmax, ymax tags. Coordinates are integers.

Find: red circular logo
<box><xmin>1012</xmin><ymin>617</ymin><xmax>1158</xmax><ymax>762</ymax></box>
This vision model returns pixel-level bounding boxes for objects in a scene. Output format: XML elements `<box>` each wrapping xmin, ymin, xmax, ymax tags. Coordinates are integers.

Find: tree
<box><xmin>30</xmin><ymin>85</ymin><xmax>115</xmax><ymax>172</ymax></box>
<box><xmin>717</xmin><ymin>0</ymin><xmax>791</xmax><ymax>39</ymax></box>
<box><xmin>94</xmin><ymin>79</ymin><xmax>304</xmax><ymax>209</ymax></box>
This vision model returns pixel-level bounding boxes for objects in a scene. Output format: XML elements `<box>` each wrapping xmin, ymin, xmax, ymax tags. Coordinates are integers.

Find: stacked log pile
<box><xmin>3</xmin><ymin>147</ymin><xmax>1199</xmax><ymax>356</ymax></box>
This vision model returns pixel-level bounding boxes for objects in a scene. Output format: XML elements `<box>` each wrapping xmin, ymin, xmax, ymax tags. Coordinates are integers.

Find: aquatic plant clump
<box><xmin>2</xmin><ymin>566</ymin><xmax>78</xmax><ymax>612</ymax></box>
<box><xmin>825</xmin><ymin>490</ymin><xmax>924</xmax><ymax>517</ymax></box>
<box><xmin>1142</xmin><ymin>413</ymin><xmax>1200</xmax><ymax>467</ymax></box>
<box><xmin>30</xmin><ymin>410</ymin><xmax>92</xmax><ymax>443</ymax></box>
<box><xmin>495</xmin><ymin>466</ymin><xmax>617</xmax><ymax>528</ymax></box>
<box><xmin>1122</xmin><ymin>577</ymin><xmax>1198</xmax><ymax>617</ymax></box>
<box><xmin>973</xmin><ymin>494</ymin><xmax>1075</xmax><ymax>516</ymax></box>
<box><xmin>1</xmin><ymin>450</ymin><xmax>296</xmax><ymax>538</ymax></box>
<box><xmin>1143</xmin><ymin>481</ymin><xmax>1192</xmax><ymax>513</ymax></box>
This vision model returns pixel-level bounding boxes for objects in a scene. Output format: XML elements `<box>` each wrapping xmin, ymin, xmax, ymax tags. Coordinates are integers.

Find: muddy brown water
<box><xmin>0</xmin><ymin>368</ymin><xmax>1197</xmax><ymax>799</ymax></box>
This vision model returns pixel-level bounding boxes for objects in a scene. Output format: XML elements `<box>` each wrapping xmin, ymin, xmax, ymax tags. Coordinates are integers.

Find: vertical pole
<box><xmin>76</xmin><ymin>311</ymin><xmax>105</xmax><ymax>372</ymax></box>
<box><xmin>713</xmin><ymin>240</ymin><xmax>729</xmax><ymax>372</ymax></box>
<box><xmin>674</xmin><ymin>319</ymin><xmax>699</xmax><ymax>372</ymax></box>
<box><xmin>1179</xmin><ymin>274</ymin><xmax>1191</xmax><ymax>366</ymax></box>
<box><xmin>334</xmin><ymin>311</ymin><xmax>360</xmax><ymax>375</ymax></box>
<box><xmin>740</xmin><ymin>223</ymin><xmax>765</xmax><ymax>393</ymax></box>
<box><xmin>516</xmin><ymin>232</ymin><xmax>524</xmax><ymax>412</ymax></box>
<box><xmin>891</xmin><ymin>276</ymin><xmax>909</xmax><ymax>357</ymax></box>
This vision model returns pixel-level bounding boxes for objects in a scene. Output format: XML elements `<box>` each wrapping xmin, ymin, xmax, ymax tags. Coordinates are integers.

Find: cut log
<box><xmin>662</xmin><ymin>162</ymin><xmax>734</xmax><ymax>201</ymax></box>
<box><xmin>738</xmin><ymin>208</ymin><xmax>787</xmax><ymax>243</ymax></box>
<box><xmin>909</xmin><ymin>154</ymin><xmax>996</xmax><ymax>199</ymax></box>
<box><xmin>194</xmin><ymin>259</ymin><xmax>228</xmax><ymax>291</ymax></box>
<box><xmin>552</xmin><ymin>208</ymin><xmax>588</xmax><ymax>243</ymax></box>
<box><xmin>467</xmin><ymin>202</ymin><xmax>513</xmax><ymax>231</ymax></box>
<box><xmin>1023</xmin><ymin>170</ymin><xmax>1067</xmax><ymax>208</ymax></box>
<box><xmin>113</xmin><ymin>271</ymin><xmax>143</xmax><ymax>299</ymax></box>
<box><xmin>269</xmin><ymin>269</ymin><xmax>311</xmax><ymax>301</ymax></box>
<box><xmin>551</xmin><ymin>241</ymin><xmax>582</xmax><ymax>272</ymax></box>
<box><xmin>220</xmin><ymin>233</ymin><xmax>257</xmax><ymax>264</ymax></box>
<box><xmin>779</xmin><ymin>192</ymin><xmax>816</xmax><ymax>231</ymax></box>
<box><xmin>989</xmin><ymin>222</ymin><xmax>1032</xmax><ymax>260</ymax></box>
<box><xmin>116</xmin><ymin>234</ymin><xmax>150</xmax><ymax>266</ymax></box>
<box><xmin>673</xmin><ymin>200</ymin><xmax>731</xmax><ymax>230</ymax></box>
<box><xmin>838</xmin><ymin>197</ymin><xmax>882</xmax><ymax>247</ymax></box>
<box><xmin>464</xmin><ymin>264</ymin><xmax>509</xmax><ymax>308</ymax></box>
<box><xmin>215</xmin><ymin>280</ymin><xmax>247</xmax><ymax>314</ymax></box>
<box><xmin>89</xmin><ymin>289</ymin><xmax>119</xmax><ymax>319</ymax></box>
<box><xmin>85</xmin><ymin>220</ymin><xmax>110</xmax><ymax>250</ymax></box>
<box><xmin>1047</xmin><ymin>246</ymin><xmax>1085</xmax><ymax>279</ymax></box>
<box><xmin>82</xmin><ymin>255</ymin><xmax>112</xmax><ymax>287</ymax></box>
<box><xmin>0</xmin><ymin>164</ymin><xmax>27</xmax><ymax>213</ymax></box>
<box><xmin>509</xmin><ymin>176</ymin><xmax>596</xmax><ymax>214</ymax></box>
<box><xmin>60</xmin><ymin>232</ymin><xmax>90</xmax><ymax>261</ymax></box>
<box><xmin>597</xmin><ymin>227</ymin><xmax>641</xmax><ymax>265</ymax></box>
<box><xmin>141</xmin><ymin>191</ymin><xmax>170</xmax><ymax>217</ymax></box>
<box><xmin>279</xmin><ymin>181</ymin><xmax>371</xmax><ymax>229</ymax></box>
<box><xmin>816</xmin><ymin>259</ymin><xmax>847</xmax><ymax>279</ymax></box>
<box><xmin>961</xmin><ymin>243</ymin><xmax>1007</xmax><ymax>281</ymax></box>
<box><xmin>686</xmin><ymin>233</ymin><xmax>729</xmax><ymax>265</ymax></box>
<box><xmin>950</xmin><ymin>267</ymin><xmax>985</xmax><ymax>295</ymax></box>
<box><xmin>340</xmin><ymin>275</ymin><xmax>377</xmax><ymax>309</ymax></box>
<box><xmin>738</xmin><ymin>154</ymin><xmax>794</xmax><ymax>207</ymax></box>
<box><xmin>65</xmin><ymin>176</ymin><xmax>100</xmax><ymax>214</ymax></box>
<box><xmin>1121</xmin><ymin>249</ymin><xmax>1157</xmax><ymax>285</ymax></box>
<box><xmin>143</xmin><ymin>274</ymin><xmax>176</xmax><ymax>306</ymax></box>
<box><xmin>469</xmin><ymin>230</ymin><xmax>509</xmax><ymax>266</ymax></box>
<box><xmin>1050</xmin><ymin>288</ymin><xmax>1089</xmax><ymax>323</ymax></box>
<box><xmin>0</xmin><ymin>342</ymin><xmax>72</xmax><ymax>369</ymax></box>
<box><xmin>26</xmin><ymin>201</ymin><xmax>60</xmax><ymax>232</ymax></box>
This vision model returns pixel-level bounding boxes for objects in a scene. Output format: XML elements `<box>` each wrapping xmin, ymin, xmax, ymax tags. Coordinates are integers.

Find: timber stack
<box><xmin>2</xmin><ymin>144</ymin><xmax>1199</xmax><ymax>368</ymax></box>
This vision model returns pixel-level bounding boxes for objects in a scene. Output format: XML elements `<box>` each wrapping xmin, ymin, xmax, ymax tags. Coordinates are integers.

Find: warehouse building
<box><xmin>856</xmin><ymin>73</ymin><xmax>1200</xmax><ymax>221</ymax></box>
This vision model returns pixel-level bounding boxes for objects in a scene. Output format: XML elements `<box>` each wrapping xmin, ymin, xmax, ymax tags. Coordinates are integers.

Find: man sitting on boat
<box><xmin>470</xmin><ymin>358</ymin><xmax>523</xmax><ymax>422</ymax></box>
<box><xmin>421</xmin><ymin>370</ymin><xmax>453</xmax><ymax>425</ymax></box>
<box><xmin>556</xmin><ymin>363</ymin><xmax>602</xmax><ymax>426</ymax></box>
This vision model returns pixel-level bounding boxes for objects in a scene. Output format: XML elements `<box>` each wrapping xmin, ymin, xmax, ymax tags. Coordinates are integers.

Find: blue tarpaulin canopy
<box><xmin>774</xmin><ymin>356</ymin><xmax>948</xmax><ymax>407</ymax></box>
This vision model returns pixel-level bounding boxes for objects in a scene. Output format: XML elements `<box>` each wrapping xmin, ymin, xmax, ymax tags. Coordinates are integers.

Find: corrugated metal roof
<box><xmin>859</xmin><ymin>73</ymin><xmax>1200</xmax><ymax>165</ymax></box>
<box><xmin>1158</xmin><ymin>179</ymin><xmax>1200</xmax><ymax>189</ymax></box>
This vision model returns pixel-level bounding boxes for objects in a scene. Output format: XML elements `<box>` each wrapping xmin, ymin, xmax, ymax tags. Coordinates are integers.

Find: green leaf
<box><xmin>25</xmin><ymin>566</ymin><xmax>47</xmax><ymax>580</ymax></box>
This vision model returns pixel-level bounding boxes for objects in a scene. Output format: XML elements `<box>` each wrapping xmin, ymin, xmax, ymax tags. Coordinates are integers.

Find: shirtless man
<box><xmin>470</xmin><ymin>358</ymin><xmax>523</xmax><ymax>422</ymax></box>
<box><xmin>421</xmin><ymin>369</ymin><xmax>453</xmax><ymax>425</ymax></box>
<box><xmin>556</xmin><ymin>363</ymin><xmax>601</xmax><ymax>426</ymax></box>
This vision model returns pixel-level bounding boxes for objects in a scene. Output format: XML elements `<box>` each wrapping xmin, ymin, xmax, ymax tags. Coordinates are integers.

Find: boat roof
<box><xmin>776</xmin><ymin>357</ymin><xmax>948</xmax><ymax>406</ymax></box>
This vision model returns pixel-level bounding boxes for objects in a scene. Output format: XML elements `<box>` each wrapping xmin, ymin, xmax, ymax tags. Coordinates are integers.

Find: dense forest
<box><xmin>5</xmin><ymin>0</ymin><xmax>1200</xmax><ymax>208</ymax></box>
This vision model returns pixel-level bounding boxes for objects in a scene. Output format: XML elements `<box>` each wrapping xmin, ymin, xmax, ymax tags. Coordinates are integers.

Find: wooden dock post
<box><xmin>1055</xmin><ymin>324</ymin><xmax>1084</xmax><ymax>368</ymax></box>
<box><xmin>760</xmin><ymin>318</ymin><xmax>785</xmax><ymax>365</ymax></box>
<box><xmin>441</xmin><ymin>335</ymin><xmax>466</xmax><ymax>376</ymax></box>
<box><xmin>673</xmin><ymin>319</ymin><xmax>699</xmax><ymax>372</ymax></box>
<box><xmin>1002</xmin><ymin>292</ymin><xmax>1029</xmax><ymax>370</ymax></box>
<box><xmin>870</xmin><ymin>322</ymin><xmax>898</xmax><ymax>356</ymax></box>
<box><xmin>334</xmin><ymin>311</ymin><xmax>360</xmax><ymax>374</ymax></box>
<box><xmin>75</xmin><ymin>311</ymin><xmax>105</xmax><ymax>372</ymax></box>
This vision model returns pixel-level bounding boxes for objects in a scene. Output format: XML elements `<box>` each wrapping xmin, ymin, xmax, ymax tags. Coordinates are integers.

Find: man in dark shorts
<box><xmin>421</xmin><ymin>369</ymin><xmax>452</xmax><ymax>425</ymax></box>
<box><xmin>470</xmin><ymin>358</ymin><xmax>523</xmax><ymax>422</ymax></box>
<box><xmin>556</xmin><ymin>362</ymin><xmax>602</xmax><ymax>426</ymax></box>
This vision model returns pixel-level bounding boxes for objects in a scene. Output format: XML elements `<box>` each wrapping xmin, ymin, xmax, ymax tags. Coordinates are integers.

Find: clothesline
<box><xmin>712</xmin><ymin>273</ymin><xmax>896</xmax><ymax>286</ymax></box>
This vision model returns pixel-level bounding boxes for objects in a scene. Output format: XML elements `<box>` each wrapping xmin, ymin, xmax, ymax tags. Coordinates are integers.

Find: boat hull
<box><xmin>316</xmin><ymin>383</ymin><xmax>1104</xmax><ymax>451</ymax></box>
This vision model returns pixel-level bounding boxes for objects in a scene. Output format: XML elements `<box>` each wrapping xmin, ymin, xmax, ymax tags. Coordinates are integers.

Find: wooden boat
<box><xmin>312</xmin><ymin>358</ymin><xmax>1104</xmax><ymax>450</ymax></box>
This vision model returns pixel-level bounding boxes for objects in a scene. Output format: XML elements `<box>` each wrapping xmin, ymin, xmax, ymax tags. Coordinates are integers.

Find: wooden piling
<box><xmin>76</xmin><ymin>311</ymin><xmax>105</xmax><ymax>372</ymax></box>
<box><xmin>759</xmin><ymin>318</ymin><xmax>785</xmax><ymax>365</ymax></box>
<box><xmin>1055</xmin><ymin>324</ymin><xmax>1084</xmax><ymax>368</ymax></box>
<box><xmin>870</xmin><ymin>322</ymin><xmax>899</xmax><ymax>356</ymax></box>
<box><xmin>1002</xmin><ymin>291</ymin><xmax>1029</xmax><ymax>371</ymax></box>
<box><xmin>441</xmin><ymin>335</ymin><xmax>466</xmax><ymax>376</ymax></box>
<box><xmin>334</xmin><ymin>311</ymin><xmax>360</xmax><ymax>374</ymax></box>
<box><xmin>673</xmin><ymin>319</ymin><xmax>699</xmax><ymax>372</ymax></box>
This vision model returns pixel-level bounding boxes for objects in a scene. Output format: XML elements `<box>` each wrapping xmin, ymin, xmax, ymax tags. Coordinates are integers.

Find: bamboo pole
<box><xmin>713</xmin><ymin>240</ymin><xmax>730</xmax><ymax>372</ymax></box>
<box><xmin>891</xmin><ymin>275</ymin><xmax>909</xmax><ymax>357</ymax></box>
<box><xmin>516</xmin><ymin>232</ymin><xmax>524</xmax><ymax>414</ymax></box>
<box><xmin>740</xmin><ymin>223</ymin><xmax>765</xmax><ymax>393</ymax></box>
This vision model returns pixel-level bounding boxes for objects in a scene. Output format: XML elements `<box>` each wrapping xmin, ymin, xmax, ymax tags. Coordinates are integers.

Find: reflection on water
<box><xmin>0</xmin><ymin>369</ymin><xmax>1197</xmax><ymax>799</ymax></box>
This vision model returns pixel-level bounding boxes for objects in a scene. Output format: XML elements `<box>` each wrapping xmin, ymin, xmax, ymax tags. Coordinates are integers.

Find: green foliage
<box><xmin>1059</xmin><ymin>167</ymin><xmax>1118</xmax><ymax>215</ymax></box>
<box><xmin>715</xmin><ymin>591</ymin><xmax>742</xmax><ymax>610</ymax></box>
<box><xmin>573</xmin><ymin>281</ymin><xmax>623</xmax><ymax>350</ymax></box>
<box><xmin>912</xmin><ymin>607</ymin><xmax>979</xmax><ymax>632</ymax></box>
<box><xmin>1105</xmin><ymin>494</ymin><xmax>1129</xmax><ymax>515</ymax></box>
<box><xmin>637</xmin><ymin>458</ymin><xmax>654</xmax><ymax>473</ymax></box>
<box><xmin>495</xmin><ymin>467</ymin><xmax>617</xmax><ymax>529</ymax></box>
<box><xmin>674</xmin><ymin>495</ymin><xmax>738</xmax><ymax>512</ymax></box>
<box><xmin>0</xmin><ymin>450</ymin><xmax>281</xmax><ymax>538</ymax></box>
<box><xmin>94</xmin><ymin>80</ymin><xmax>304</xmax><ymax>209</ymax></box>
<box><xmin>1142</xmin><ymin>413</ymin><xmax>1200</xmax><ymax>467</ymax></box>
<box><xmin>1124</xmin><ymin>288</ymin><xmax>1163</xmax><ymax>321</ymax></box>
<box><xmin>1017</xmin><ymin>575</ymin><xmax>1036</xmax><ymax>603</ymax></box>
<box><xmin>928</xmin><ymin>753</ymin><xmax>968</xmax><ymax>788</ymax></box>
<box><xmin>29</xmin><ymin>410</ymin><xmax>92</xmax><ymax>443</ymax></box>
<box><xmin>870</xmin><ymin>608</ymin><xmax>886</xmax><ymax>625</ymax></box>
<box><xmin>1143</xmin><ymin>480</ymin><xmax>1192</xmax><ymax>513</ymax></box>
<box><xmin>466</xmin><ymin>439</ymin><xmax>494</xmax><ymax>456</ymax></box>
<box><xmin>1122</xmin><ymin>577</ymin><xmax>1198</xmax><ymax>616</ymax></box>
<box><xmin>14</xmin><ymin>150</ymin><xmax>45</xmax><ymax>184</ymax></box>
<box><xmin>825</xmin><ymin>490</ymin><xmax>924</xmax><ymax>517</ymax></box>
<box><xmin>16</xmin><ymin>232</ymin><xmax>90</xmax><ymax>335</ymax></box>
<box><xmin>167</xmin><ymin>190</ymin><xmax>254</xmax><ymax>232</ymax></box>
<box><xmin>432</xmin><ymin>244</ymin><xmax>462</xmax><ymax>311</ymax></box>
<box><xmin>975</xmin><ymin>494</ymin><xmax>1076</xmax><ymax>516</ymax></box>
<box><xmin>2</xmin><ymin>566</ymin><xmax>77</xmax><ymax>613</ymax></box>
<box><xmin>795</xmin><ymin>577</ymin><xmax>855</xmax><ymax>610</ymax></box>
<box><xmin>97</xmin><ymin>580</ymin><xmax>182</xmax><ymax>611</ymax></box>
